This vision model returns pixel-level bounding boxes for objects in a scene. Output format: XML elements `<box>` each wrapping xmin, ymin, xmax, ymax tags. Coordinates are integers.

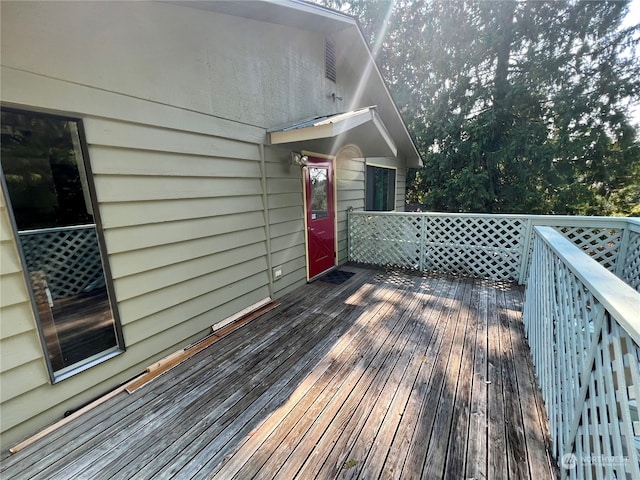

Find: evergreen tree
<box><xmin>321</xmin><ymin>0</ymin><xmax>640</xmax><ymax>215</ymax></box>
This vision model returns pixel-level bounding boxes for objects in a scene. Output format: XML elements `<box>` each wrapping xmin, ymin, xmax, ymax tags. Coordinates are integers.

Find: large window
<box><xmin>1</xmin><ymin>109</ymin><xmax>124</xmax><ymax>382</ymax></box>
<box><xmin>365</xmin><ymin>165</ymin><xmax>396</xmax><ymax>211</ymax></box>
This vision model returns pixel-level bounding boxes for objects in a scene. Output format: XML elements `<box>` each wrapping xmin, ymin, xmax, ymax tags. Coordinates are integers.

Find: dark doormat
<box><xmin>320</xmin><ymin>270</ymin><xmax>355</xmax><ymax>285</ymax></box>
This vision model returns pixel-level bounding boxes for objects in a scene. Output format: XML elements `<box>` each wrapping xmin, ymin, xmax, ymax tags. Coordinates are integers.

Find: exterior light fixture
<box><xmin>291</xmin><ymin>152</ymin><xmax>309</xmax><ymax>166</ymax></box>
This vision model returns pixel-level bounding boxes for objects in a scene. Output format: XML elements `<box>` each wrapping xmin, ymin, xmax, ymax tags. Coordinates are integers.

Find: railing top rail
<box><xmin>18</xmin><ymin>224</ymin><xmax>97</xmax><ymax>235</ymax></box>
<box><xmin>349</xmin><ymin>210</ymin><xmax>638</xmax><ymax>227</ymax></box>
<box><xmin>535</xmin><ymin>225</ymin><xmax>640</xmax><ymax>346</ymax></box>
<box><xmin>628</xmin><ymin>218</ymin><xmax>640</xmax><ymax>233</ymax></box>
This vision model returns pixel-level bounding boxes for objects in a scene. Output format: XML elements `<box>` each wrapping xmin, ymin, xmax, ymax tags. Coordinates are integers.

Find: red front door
<box><xmin>304</xmin><ymin>157</ymin><xmax>336</xmax><ymax>279</ymax></box>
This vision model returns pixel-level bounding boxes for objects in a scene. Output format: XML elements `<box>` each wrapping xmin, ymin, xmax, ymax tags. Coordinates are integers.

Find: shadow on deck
<box><xmin>1</xmin><ymin>266</ymin><xmax>558</xmax><ymax>479</ymax></box>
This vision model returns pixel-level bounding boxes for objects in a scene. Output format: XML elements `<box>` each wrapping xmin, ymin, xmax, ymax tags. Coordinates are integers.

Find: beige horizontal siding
<box><xmin>0</xmin><ymin>198</ymin><xmax>48</xmax><ymax>413</ymax></box>
<box><xmin>271</xmin><ymin>244</ymin><xmax>306</xmax><ymax>268</ymax></box>
<box><xmin>0</xmin><ymin>331</ymin><xmax>43</xmax><ymax>373</ymax></box>
<box><xmin>93</xmin><ymin>175</ymin><xmax>262</xmax><ymax>203</ymax></box>
<box><xmin>103</xmin><ymin>211</ymin><xmax>265</xmax><ymax>253</ymax></box>
<box><xmin>99</xmin><ymin>196</ymin><xmax>264</xmax><ymax>229</ymax></box>
<box><xmin>265</xmin><ymin>147</ymin><xmax>307</xmax><ymax>296</ymax></box>
<box><xmin>90</xmin><ymin>147</ymin><xmax>262</xmax><ymax>178</ymax></box>
<box><xmin>0</xmin><ymin>272</ymin><xmax>33</xmax><ymax>312</ymax></box>
<box><xmin>268</xmin><ymin>192</ymin><xmax>303</xmax><ymax>210</ymax></box>
<box><xmin>117</xmin><ymin>257</ymin><xmax>268</xmax><ymax>324</ymax></box>
<box><xmin>265</xmin><ymin>161</ymin><xmax>303</xmax><ymax>179</ymax></box>
<box><xmin>337</xmin><ymin>188</ymin><xmax>364</xmax><ymax>202</ymax></box>
<box><xmin>269</xmin><ymin>219</ymin><xmax>304</xmax><ymax>239</ymax></box>
<box><xmin>269</xmin><ymin>206</ymin><xmax>304</xmax><ymax>226</ymax></box>
<box><xmin>84</xmin><ymin>118</ymin><xmax>263</xmax><ymax>161</ymax></box>
<box><xmin>0</xmin><ymin>360</ymin><xmax>48</xmax><ymax>404</ymax></box>
<box><xmin>0</xmin><ymin>302</ymin><xmax>37</xmax><ymax>340</ymax></box>
<box><xmin>115</xmin><ymin>243</ymin><xmax>267</xmax><ymax>301</ymax></box>
<box><xmin>86</xmin><ymin>115</ymin><xmax>270</xmax><ymax>345</ymax></box>
<box><xmin>0</xmin><ymin>241</ymin><xmax>22</xmax><ymax>276</ymax></box>
<box><xmin>396</xmin><ymin>168</ymin><xmax>407</xmax><ymax>211</ymax></box>
<box><xmin>336</xmin><ymin>148</ymin><xmax>366</xmax><ymax>264</ymax></box>
<box><xmin>267</xmin><ymin>178</ymin><xmax>304</xmax><ymax>196</ymax></box>
<box><xmin>0</xmin><ymin>111</ymin><xmax>270</xmax><ymax>446</ymax></box>
<box><xmin>272</xmin><ymin>256</ymin><xmax>308</xmax><ymax>294</ymax></box>
<box><xmin>109</xmin><ymin>228</ymin><xmax>265</xmax><ymax>279</ymax></box>
<box><xmin>270</xmin><ymin>230</ymin><xmax>306</xmax><ymax>254</ymax></box>
<box><xmin>0</xmin><ymin>0</ymin><xmax>346</xmax><ymax>446</ymax></box>
<box><xmin>123</xmin><ymin>271</ymin><xmax>270</xmax><ymax>345</ymax></box>
<box><xmin>0</xmin><ymin>6</ymin><xmax>413</xmax><ymax>445</ymax></box>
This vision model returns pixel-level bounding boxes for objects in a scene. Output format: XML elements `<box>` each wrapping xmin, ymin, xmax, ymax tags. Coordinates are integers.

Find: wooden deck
<box><xmin>1</xmin><ymin>266</ymin><xmax>558</xmax><ymax>479</ymax></box>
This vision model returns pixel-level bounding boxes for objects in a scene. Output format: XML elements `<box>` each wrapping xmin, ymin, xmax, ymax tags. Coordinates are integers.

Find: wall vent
<box><xmin>325</xmin><ymin>39</ymin><xmax>337</xmax><ymax>83</ymax></box>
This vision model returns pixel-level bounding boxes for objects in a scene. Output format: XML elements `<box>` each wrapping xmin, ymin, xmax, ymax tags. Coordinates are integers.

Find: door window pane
<box><xmin>310</xmin><ymin>167</ymin><xmax>329</xmax><ymax>219</ymax></box>
<box><xmin>1</xmin><ymin>110</ymin><xmax>123</xmax><ymax>380</ymax></box>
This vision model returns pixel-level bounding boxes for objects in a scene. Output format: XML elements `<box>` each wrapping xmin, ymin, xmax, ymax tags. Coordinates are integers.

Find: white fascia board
<box><xmin>269</xmin><ymin>123</ymin><xmax>334</xmax><ymax>144</ymax></box>
<box><xmin>351</xmin><ymin>25</ymin><xmax>422</xmax><ymax>166</ymax></box>
<box><xmin>269</xmin><ymin>108</ymin><xmax>373</xmax><ymax>145</ymax></box>
<box><xmin>274</xmin><ymin>0</ymin><xmax>357</xmax><ymax>26</ymax></box>
<box><xmin>329</xmin><ymin>109</ymin><xmax>373</xmax><ymax>136</ymax></box>
<box><xmin>371</xmin><ymin>110</ymin><xmax>398</xmax><ymax>158</ymax></box>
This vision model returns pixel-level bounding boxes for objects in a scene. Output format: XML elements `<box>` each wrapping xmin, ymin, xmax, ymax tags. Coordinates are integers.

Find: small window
<box><xmin>325</xmin><ymin>38</ymin><xmax>337</xmax><ymax>83</ymax></box>
<box><xmin>1</xmin><ymin>109</ymin><xmax>124</xmax><ymax>382</ymax></box>
<box><xmin>310</xmin><ymin>167</ymin><xmax>329</xmax><ymax>219</ymax></box>
<box><xmin>366</xmin><ymin>165</ymin><xmax>396</xmax><ymax>211</ymax></box>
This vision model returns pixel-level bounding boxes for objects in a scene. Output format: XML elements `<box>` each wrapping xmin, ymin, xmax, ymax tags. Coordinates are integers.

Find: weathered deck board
<box><xmin>378</xmin><ymin>276</ymin><xmax>460</xmax><ymax>480</ymax></box>
<box><xmin>442</xmin><ymin>276</ymin><xmax>479</xmax><ymax>479</ymax></box>
<box><xmin>351</xmin><ymin>276</ymin><xmax>448</xmax><ymax>480</ymax></box>
<box><xmin>465</xmin><ymin>279</ymin><xmax>490</xmax><ymax>480</ymax></box>
<box><xmin>504</xmin><ymin>281</ymin><xmax>558</xmax><ymax>478</ymax></box>
<box><xmin>1</xmin><ymin>266</ymin><xmax>557</xmax><ymax>480</ymax></box>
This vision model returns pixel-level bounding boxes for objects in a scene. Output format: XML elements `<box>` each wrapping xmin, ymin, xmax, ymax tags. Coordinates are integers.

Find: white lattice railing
<box><xmin>523</xmin><ymin>226</ymin><xmax>640</xmax><ymax>480</ymax></box>
<box><xmin>621</xmin><ymin>222</ymin><xmax>640</xmax><ymax>292</ymax></box>
<box><xmin>347</xmin><ymin>211</ymin><xmax>640</xmax><ymax>289</ymax></box>
<box><xmin>19</xmin><ymin>224</ymin><xmax>105</xmax><ymax>300</ymax></box>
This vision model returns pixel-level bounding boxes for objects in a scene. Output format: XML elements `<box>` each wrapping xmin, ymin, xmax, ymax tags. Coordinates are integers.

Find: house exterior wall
<box><xmin>0</xmin><ymin>1</ymin><xmax>278</xmax><ymax>447</ymax></box>
<box><xmin>1</xmin><ymin>1</ymin><xmax>340</xmax><ymax>130</ymax></box>
<box><xmin>0</xmin><ymin>103</ymin><xmax>272</xmax><ymax>447</ymax></box>
<box><xmin>336</xmin><ymin>146</ymin><xmax>366</xmax><ymax>264</ymax></box>
<box><xmin>265</xmin><ymin>146</ymin><xmax>308</xmax><ymax>297</ymax></box>
<box><xmin>0</xmin><ymin>1</ymin><xmax>411</xmax><ymax>447</ymax></box>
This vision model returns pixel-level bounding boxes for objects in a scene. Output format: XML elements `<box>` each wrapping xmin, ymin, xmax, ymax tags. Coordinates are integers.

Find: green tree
<box><xmin>321</xmin><ymin>0</ymin><xmax>640</xmax><ymax>215</ymax></box>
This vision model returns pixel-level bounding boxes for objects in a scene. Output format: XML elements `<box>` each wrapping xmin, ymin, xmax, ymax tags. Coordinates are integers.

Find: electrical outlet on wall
<box><xmin>273</xmin><ymin>266</ymin><xmax>283</xmax><ymax>280</ymax></box>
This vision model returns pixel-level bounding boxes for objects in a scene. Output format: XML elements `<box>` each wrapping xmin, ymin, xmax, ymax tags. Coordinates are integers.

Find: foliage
<box><xmin>319</xmin><ymin>0</ymin><xmax>640</xmax><ymax>215</ymax></box>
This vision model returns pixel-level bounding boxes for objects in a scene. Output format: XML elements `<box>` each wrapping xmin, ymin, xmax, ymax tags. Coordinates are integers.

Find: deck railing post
<box><xmin>620</xmin><ymin>223</ymin><xmax>640</xmax><ymax>292</ymax></box>
<box><xmin>347</xmin><ymin>208</ymin><xmax>352</xmax><ymax>262</ymax></box>
<box><xmin>616</xmin><ymin>224</ymin><xmax>631</xmax><ymax>279</ymax></box>
<box><xmin>518</xmin><ymin>218</ymin><xmax>534</xmax><ymax>285</ymax></box>
<box><xmin>419</xmin><ymin>213</ymin><xmax>426</xmax><ymax>271</ymax></box>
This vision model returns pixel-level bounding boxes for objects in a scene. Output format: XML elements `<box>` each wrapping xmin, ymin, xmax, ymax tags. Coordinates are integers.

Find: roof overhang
<box><xmin>169</xmin><ymin>0</ymin><xmax>355</xmax><ymax>34</ymax></box>
<box><xmin>171</xmin><ymin>0</ymin><xmax>423</xmax><ymax>167</ymax></box>
<box><xmin>268</xmin><ymin>107</ymin><xmax>397</xmax><ymax>158</ymax></box>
